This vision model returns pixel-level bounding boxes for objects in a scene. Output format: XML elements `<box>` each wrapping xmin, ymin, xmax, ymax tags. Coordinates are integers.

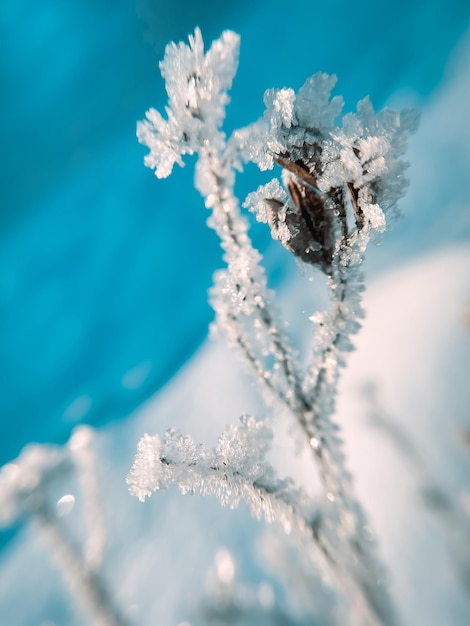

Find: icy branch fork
<box><xmin>133</xmin><ymin>28</ymin><xmax>418</xmax><ymax>626</ymax></box>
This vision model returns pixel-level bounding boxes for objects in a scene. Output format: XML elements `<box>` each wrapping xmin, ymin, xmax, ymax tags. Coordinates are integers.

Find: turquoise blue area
<box><xmin>1</xmin><ymin>0</ymin><xmax>469</xmax><ymax>469</ymax></box>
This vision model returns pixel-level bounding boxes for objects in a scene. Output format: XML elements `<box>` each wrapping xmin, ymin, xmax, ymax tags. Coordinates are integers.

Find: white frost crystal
<box><xmin>245</xmin><ymin>75</ymin><xmax>419</xmax><ymax>264</ymax></box>
<box><xmin>243</xmin><ymin>179</ymin><xmax>287</xmax><ymax>224</ymax></box>
<box><xmin>128</xmin><ymin>417</ymin><xmax>314</xmax><ymax>532</ymax></box>
<box><xmin>137</xmin><ymin>28</ymin><xmax>239</xmax><ymax>178</ymax></box>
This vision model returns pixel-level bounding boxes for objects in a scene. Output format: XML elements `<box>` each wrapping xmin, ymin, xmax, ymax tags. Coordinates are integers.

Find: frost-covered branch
<box><xmin>35</xmin><ymin>498</ymin><xmax>130</xmax><ymax>626</ymax></box>
<box><xmin>69</xmin><ymin>426</ymin><xmax>107</xmax><ymax>571</ymax></box>
<box><xmin>241</xmin><ymin>73</ymin><xmax>418</xmax><ymax>437</ymax></box>
<box><xmin>138</xmin><ymin>28</ymin><xmax>305</xmax><ymax>420</ymax></box>
<box><xmin>128</xmin><ymin>417</ymin><xmax>313</xmax><ymax>532</ymax></box>
<box><xmin>128</xmin><ymin>417</ymin><xmax>396</xmax><ymax>625</ymax></box>
<box><xmin>136</xmin><ymin>28</ymin><xmax>417</xmax><ymax>626</ymax></box>
<box><xmin>0</xmin><ymin>427</ymin><xmax>130</xmax><ymax>626</ymax></box>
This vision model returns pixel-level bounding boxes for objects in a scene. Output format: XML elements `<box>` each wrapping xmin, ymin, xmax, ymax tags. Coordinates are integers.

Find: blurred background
<box><xmin>1</xmin><ymin>1</ymin><xmax>470</xmax><ymax>624</ymax></box>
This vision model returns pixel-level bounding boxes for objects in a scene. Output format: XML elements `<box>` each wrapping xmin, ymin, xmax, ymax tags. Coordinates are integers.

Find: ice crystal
<box><xmin>137</xmin><ymin>27</ymin><xmax>239</xmax><ymax>178</ymax></box>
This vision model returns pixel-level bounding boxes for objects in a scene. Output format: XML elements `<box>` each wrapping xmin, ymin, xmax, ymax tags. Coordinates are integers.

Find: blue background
<box><xmin>1</xmin><ymin>0</ymin><xmax>470</xmax><ymax>467</ymax></box>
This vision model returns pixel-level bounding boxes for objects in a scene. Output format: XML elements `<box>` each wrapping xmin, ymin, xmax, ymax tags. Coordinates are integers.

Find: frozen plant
<box><xmin>0</xmin><ymin>426</ymin><xmax>130</xmax><ymax>626</ymax></box>
<box><xmin>130</xmin><ymin>28</ymin><xmax>418</xmax><ymax>625</ymax></box>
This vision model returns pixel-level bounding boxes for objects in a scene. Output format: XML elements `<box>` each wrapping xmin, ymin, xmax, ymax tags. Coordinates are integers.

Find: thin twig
<box><xmin>34</xmin><ymin>498</ymin><xmax>131</xmax><ymax>626</ymax></box>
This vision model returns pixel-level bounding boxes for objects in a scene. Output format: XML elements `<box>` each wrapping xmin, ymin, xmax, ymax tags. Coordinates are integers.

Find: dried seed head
<box><xmin>259</xmin><ymin>152</ymin><xmax>348</xmax><ymax>274</ymax></box>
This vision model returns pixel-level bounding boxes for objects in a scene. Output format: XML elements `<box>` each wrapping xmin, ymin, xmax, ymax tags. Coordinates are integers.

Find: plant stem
<box><xmin>33</xmin><ymin>497</ymin><xmax>131</xmax><ymax>626</ymax></box>
<box><xmin>201</xmin><ymin>148</ymin><xmax>396</xmax><ymax>626</ymax></box>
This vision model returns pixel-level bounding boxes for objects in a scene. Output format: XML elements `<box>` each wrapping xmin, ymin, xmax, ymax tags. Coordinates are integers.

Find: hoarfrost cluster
<box><xmin>137</xmin><ymin>28</ymin><xmax>239</xmax><ymax>178</ymax></box>
<box><xmin>128</xmin><ymin>416</ymin><xmax>315</xmax><ymax>533</ymax></box>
